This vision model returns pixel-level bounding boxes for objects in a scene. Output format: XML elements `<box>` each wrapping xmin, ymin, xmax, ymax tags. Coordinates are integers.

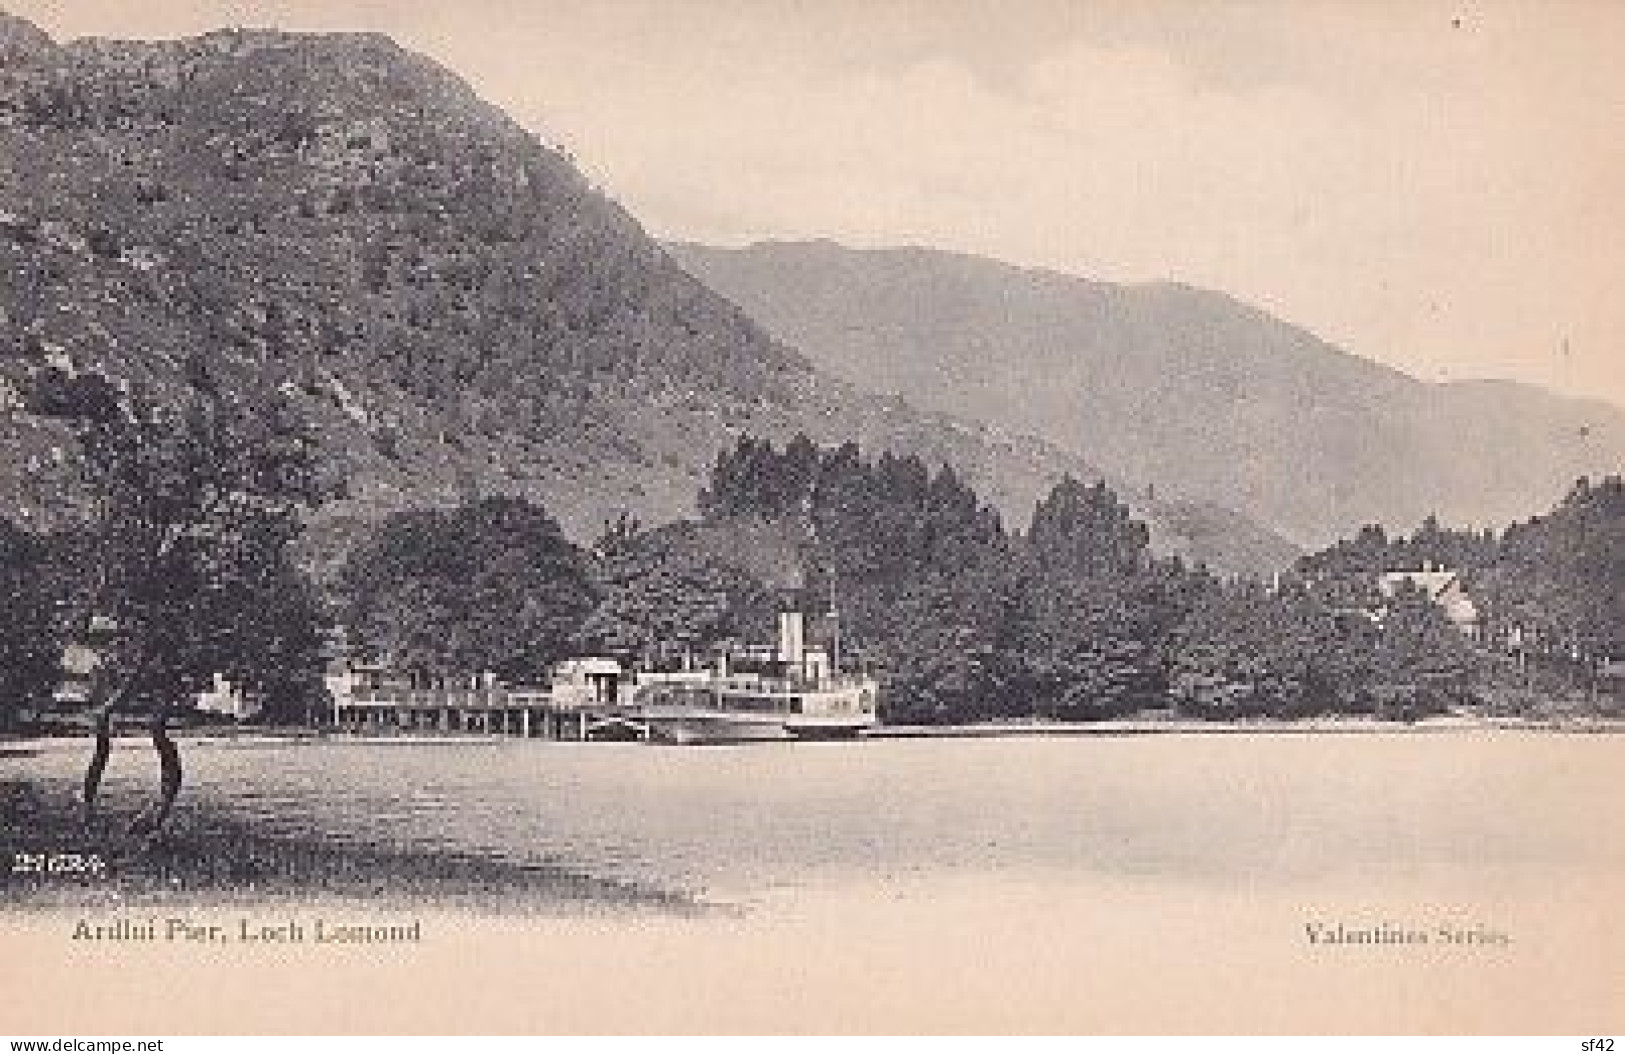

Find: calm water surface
<box><xmin>13</xmin><ymin>731</ymin><xmax>1623</xmax><ymax>908</ymax></box>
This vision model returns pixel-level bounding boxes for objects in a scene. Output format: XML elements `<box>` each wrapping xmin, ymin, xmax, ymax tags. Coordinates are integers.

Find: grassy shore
<box><xmin>0</xmin><ymin>773</ymin><xmax>714</xmax><ymax>916</ymax></box>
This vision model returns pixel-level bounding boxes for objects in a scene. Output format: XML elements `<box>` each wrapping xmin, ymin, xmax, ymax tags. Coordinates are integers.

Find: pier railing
<box><xmin>341</xmin><ymin>675</ymin><xmax>873</xmax><ymax>714</ymax></box>
<box><xmin>346</xmin><ymin>687</ymin><xmax>556</xmax><ymax>710</ymax></box>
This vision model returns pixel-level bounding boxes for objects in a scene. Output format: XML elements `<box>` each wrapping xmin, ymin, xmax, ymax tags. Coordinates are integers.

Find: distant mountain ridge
<box><xmin>668</xmin><ymin>239</ymin><xmax>1625</xmax><ymax>546</ymax></box>
<box><xmin>0</xmin><ymin>16</ymin><xmax>1292</xmax><ymax>575</ymax></box>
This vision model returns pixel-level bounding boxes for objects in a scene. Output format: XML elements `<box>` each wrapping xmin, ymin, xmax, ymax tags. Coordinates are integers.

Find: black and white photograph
<box><xmin>1</xmin><ymin>0</ymin><xmax>1622</xmax><ymax>1037</ymax></box>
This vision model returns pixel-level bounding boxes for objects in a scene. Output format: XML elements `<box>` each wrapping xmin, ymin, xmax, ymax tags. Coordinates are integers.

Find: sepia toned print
<box><xmin>1</xmin><ymin>0</ymin><xmax>1622</xmax><ymax>1036</ymax></box>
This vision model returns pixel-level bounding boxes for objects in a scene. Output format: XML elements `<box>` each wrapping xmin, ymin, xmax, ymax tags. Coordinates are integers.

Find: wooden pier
<box><xmin>330</xmin><ymin>686</ymin><xmax>654</xmax><ymax>741</ymax></box>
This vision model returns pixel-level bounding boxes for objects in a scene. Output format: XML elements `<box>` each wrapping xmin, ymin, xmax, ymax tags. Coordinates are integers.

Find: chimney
<box><xmin>777</xmin><ymin>611</ymin><xmax>805</xmax><ymax>667</ymax></box>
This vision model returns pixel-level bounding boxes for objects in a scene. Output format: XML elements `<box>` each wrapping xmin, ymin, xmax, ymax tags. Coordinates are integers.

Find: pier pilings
<box><xmin>329</xmin><ymin>688</ymin><xmax>649</xmax><ymax>742</ymax></box>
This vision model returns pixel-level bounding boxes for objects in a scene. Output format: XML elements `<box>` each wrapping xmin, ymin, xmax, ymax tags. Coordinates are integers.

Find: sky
<box><xmin>11</xmin><ymin>0</ymin><xmax>1625</xmax><ymax>409</ymax></box>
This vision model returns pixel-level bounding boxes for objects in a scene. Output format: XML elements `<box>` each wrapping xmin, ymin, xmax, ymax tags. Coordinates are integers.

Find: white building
<box><xmin>1376</xmin><ymin>567</ymin><xmax>1481</xmax><ymax>638</ymax></box>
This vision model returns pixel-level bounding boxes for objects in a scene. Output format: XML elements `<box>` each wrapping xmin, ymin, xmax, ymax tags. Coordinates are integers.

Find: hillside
<box><xmin>0</xmin><ymin>16</ymin><xmax>1293</xmax><ymax>575</ymax></box>
<box><xmin>669</xmin><ymin>239</ymin><xmax>1625</xmax><ymax>547</ymax></box>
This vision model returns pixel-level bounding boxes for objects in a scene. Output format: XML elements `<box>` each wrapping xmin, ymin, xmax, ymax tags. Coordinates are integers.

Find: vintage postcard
<box><xmin>2</xmin><ymin>0</ymin><xmax>1622</xmax><ymax>1037</ymax></box>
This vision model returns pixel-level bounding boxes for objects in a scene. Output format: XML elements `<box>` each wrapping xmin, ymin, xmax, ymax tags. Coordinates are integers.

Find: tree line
<box><xmin>4</xmin><ymin>411</ymin><xmax>1620</xmax><ymax>736</ymax></box>
<box><xmin>693</xmin><ymin>435</ymin><xmax>1593</xmax><ymax>723</ymax></box>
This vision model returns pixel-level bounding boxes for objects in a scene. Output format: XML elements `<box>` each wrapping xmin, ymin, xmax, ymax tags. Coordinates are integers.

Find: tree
<box><xmin>1169</xmin><ymin>578</ymin><xmax>1375</xmax><ymax>720</ymax></box>
<box><xmin>1484</xmin><ymin>476</ymin><xmax>1624</xmax><ymax>666</ymax></box>
<box><xmin>1015</xmin><ymin>570</ymin><xmax>1177</xmax><ymax>719</ymax></box>
<box><xmin>578</xmin><ymin>522</ymin><xmax>773</xmax><ymax>663</ymax></box>
<box><xmin>0</xmin><ymin>517</ymin><xmax>62</xmax><ymax>729</ymax></box>
<box><xmin>1028</xmin><ymin>476</ymin><xmax>1150</xmax><ymax>578</ymax></box>
<box><xmin>340</xmin><ymin>496</ymin><xmax>597</xmax><ymax>684</ymax></box>
<box><xmin>1009</xmin><ymin>478</ymin><xmax>1172</xmax><ymax>719</ymax></box>
<box><xmin>218</xmin><ymin>548</ymin><xmax>331</xmax><ymax>726</ymax></box>
<box><xmin>1367</xmin><ymin>581</ymin><xmax>1482</xmax><ymax>719</ymax></box>
<box><xmin>874</xmin><ymin>552</ymin><xmax>1019</xmax><ymax>724</ymax></box>
<box><xmin>66</xmin><ymin>366</ymin><xmax>332</xmax><ymax>835</ymax></box>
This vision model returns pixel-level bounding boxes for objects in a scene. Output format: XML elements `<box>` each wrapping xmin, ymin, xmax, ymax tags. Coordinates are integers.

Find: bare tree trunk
<box><xmin>130</xmin><ymin>705</ymin><xmax>182</xmax><ymax>839</ymax></box>
<box><xmin>79</xmin><ymin>648</ymin><xmax>152</xmax><ymax>829</ymax></box>
<box><xmin>80</xmin><ymin>702</ymin><xmax>116</xmax><ymax>828</ymax></box>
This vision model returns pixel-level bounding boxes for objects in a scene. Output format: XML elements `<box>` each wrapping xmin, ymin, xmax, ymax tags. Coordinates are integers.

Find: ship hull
<box><xmin>646</xmin><ymin>716</ymin><xmax>795</xmax><ymax>745</ymax></box>
<box><xmin>631</xmin><ymin>678</ymin><xmax>878</xmax><ymax>744</ymax></box>
<box><xmin>647</xmin><ymin>718</ymin><xmax>871</xmax><ymax>745</ymax></box>
<box><xmin>785</xmin><ymin>723</ymin><xmax>865</xmax><ymax>741</ymax></box>
<box><xmin>638</xmin><ymin>707</ymin><xmax>875</xmax><ymax>745</ymax></box>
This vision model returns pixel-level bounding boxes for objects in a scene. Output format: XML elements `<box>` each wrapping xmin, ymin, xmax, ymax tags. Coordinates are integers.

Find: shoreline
<box><xmin>862</xmin><ymin>714</ymin><xmax>1625</xmax><ymax>739</ymax></box>
<box><xmin>7</xmin><ymin>710</ymin><xmax>1625</xmax><ymax>749</ymax></box>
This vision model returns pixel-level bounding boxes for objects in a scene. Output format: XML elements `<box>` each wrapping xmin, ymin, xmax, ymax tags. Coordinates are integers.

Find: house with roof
<box><xmin>1376</xmin><ymin>565</ymin><xmax>1481</xmax><ymax>639</ymax></box>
